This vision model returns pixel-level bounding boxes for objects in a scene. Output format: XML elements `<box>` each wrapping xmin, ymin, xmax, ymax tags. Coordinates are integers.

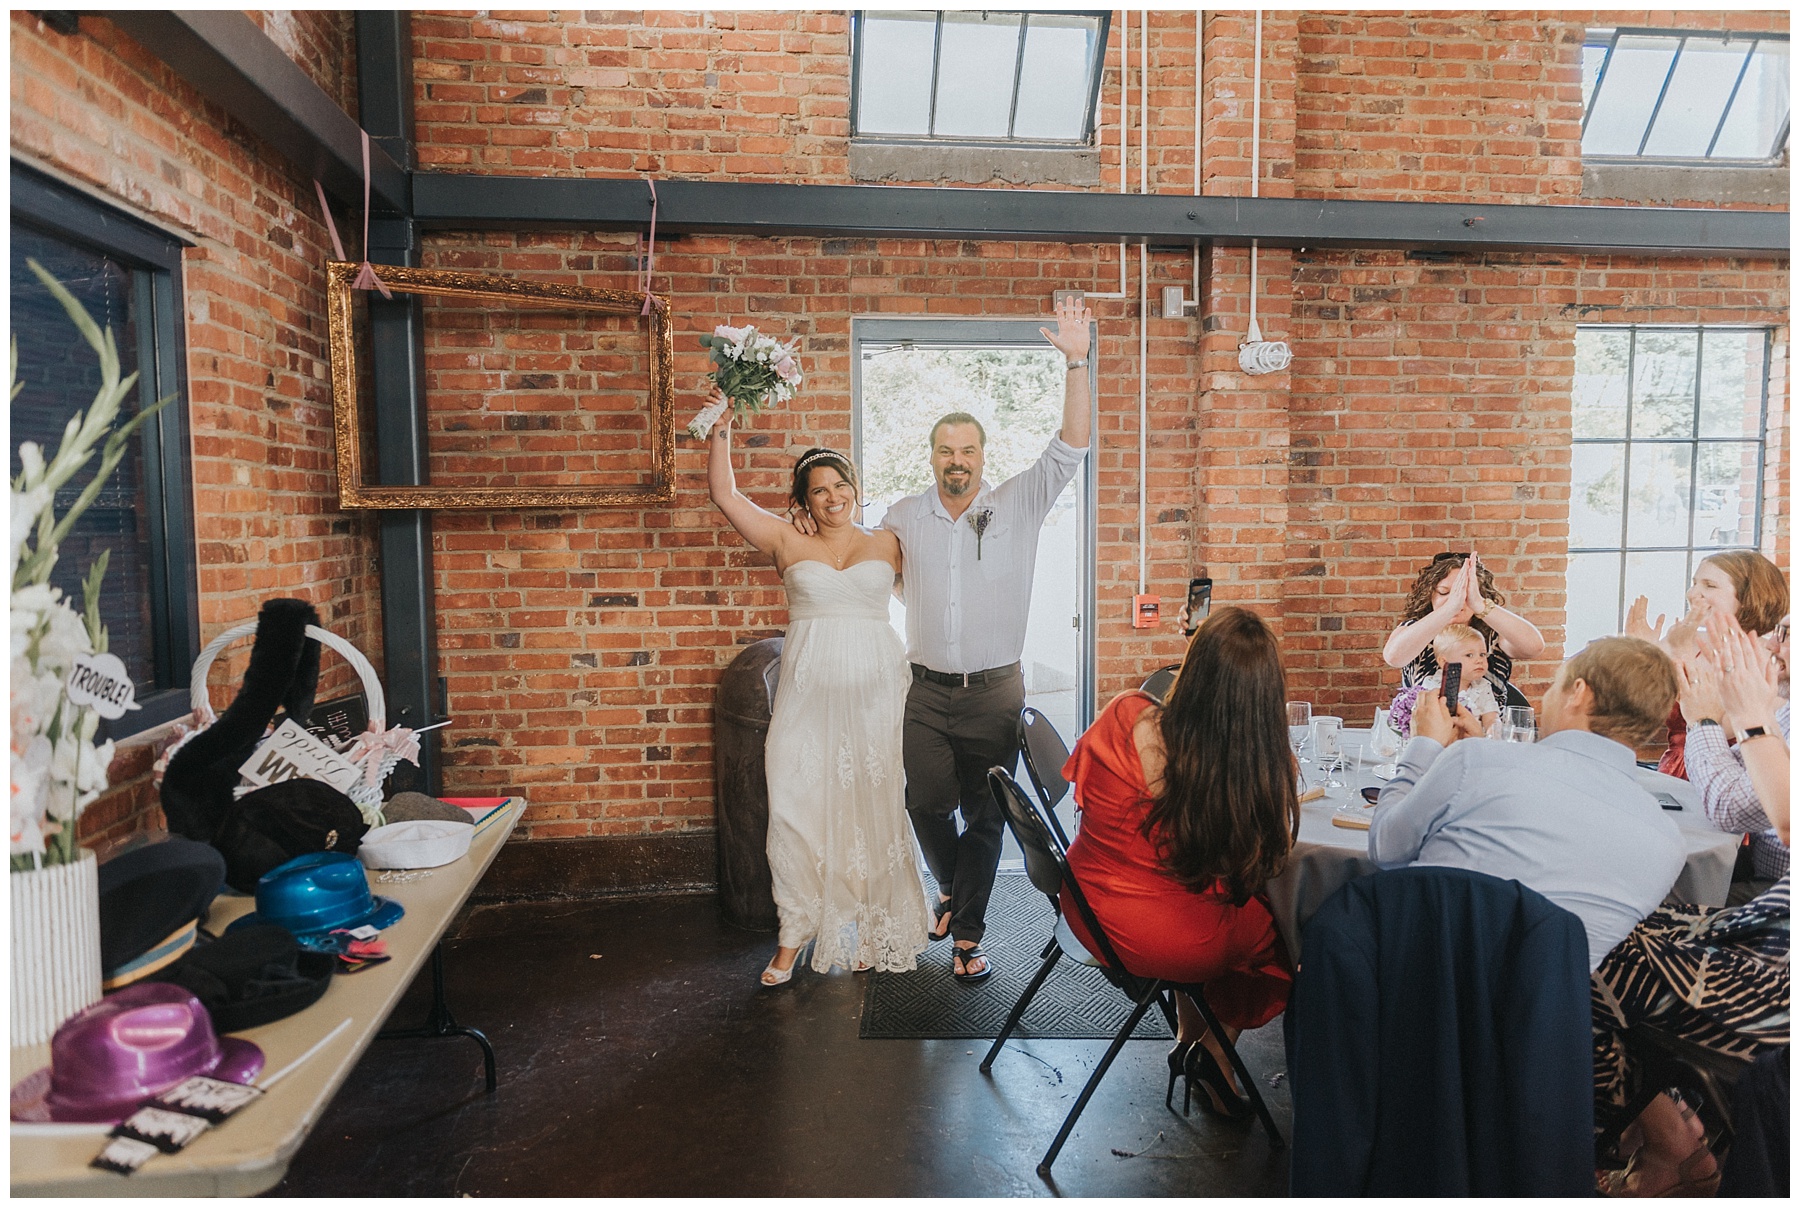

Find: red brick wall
<box><xmin>245</xmin><ymin>10</ymin><xmax>358</xmax><ymax>117</ymax></box>
<box><xmin>11</xmin><ymin>12</ymin><xmax>384</xmax><ymax>843</ymax></box>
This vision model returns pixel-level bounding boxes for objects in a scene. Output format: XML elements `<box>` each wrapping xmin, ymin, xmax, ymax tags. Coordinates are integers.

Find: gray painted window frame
<box><xmin>849</xmin><ymin>10</ymin><xmax>1112</xmax><ymax>148</ymax></box>
<box><xmin>1582</xmin><ymin>27</ymin><xmax>1791</xmax><ymax>164</ymax></box>
<box><xmin>1568</xmin><ymin>323</ymin><xmax>1774</xmax><ymax>636</ymax></box>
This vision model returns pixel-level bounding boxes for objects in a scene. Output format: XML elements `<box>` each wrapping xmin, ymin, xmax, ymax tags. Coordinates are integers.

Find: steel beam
<box><xmin>411</xmin><ymin>174</ymin><xmax>1787</xmax><ymax>258</ymax></box>
<box><xmin>357</xmin><ymin>11</ymin><xmax>442</xmax><ymax>795</ymax></box>
<box><xmin>109</xmin><ymin>11</ymin><xmax>407</xmax><ymax>211</ymax></box>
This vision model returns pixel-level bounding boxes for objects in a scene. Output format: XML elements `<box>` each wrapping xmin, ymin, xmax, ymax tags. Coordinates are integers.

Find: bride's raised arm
<box><xmin>707</xmin><ymin>401</ymin><xmax>795</xmax><ymax>560</ymax></box>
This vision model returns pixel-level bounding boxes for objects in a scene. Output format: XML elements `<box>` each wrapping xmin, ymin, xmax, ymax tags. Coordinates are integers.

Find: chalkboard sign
<box><xmin>303</xmin><ymin>693</ymin><xmax>368</xmax><ymax>750</ymax></box>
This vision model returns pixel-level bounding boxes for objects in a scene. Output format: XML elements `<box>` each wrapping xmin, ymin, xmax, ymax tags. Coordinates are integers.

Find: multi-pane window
<box><xmin>852</xmin><ymin>10</ymin><xmax>1109</xmax><ymax>143</ymax></box>
<box><xmin>10</xmin><ymin>163</ymin><xmax>200</xmax><ymax>737</ymax></box>
<box><xmin>1566</xmin><ymin>327</ymin><xmax>1772</xmax><ymax>653</ymax></box>
<box><xmin>1582</xmin><ymin>29</ymin><xmax>1790</xmax><ymax>160</ymax></box>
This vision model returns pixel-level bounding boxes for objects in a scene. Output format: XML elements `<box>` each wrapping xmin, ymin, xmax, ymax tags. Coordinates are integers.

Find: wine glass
<box><xmin>1287</xmin><ymin>701</ymin><xmax>1313</xmax><ymax>760</ymax></box>
<box><xmin>1313</xmin><ymin>716</ymin><xmax>1345</xmax><ymax>788</ymax></box>
<box><xmin>1286</xmin><ymin>701</ymin><xmax>1313</xmax><ymax>792</ymax></box>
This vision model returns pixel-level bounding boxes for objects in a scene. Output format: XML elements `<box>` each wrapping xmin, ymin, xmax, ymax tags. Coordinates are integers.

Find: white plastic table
<box><xmin>10</xmin><ymin>798</ymin><xmax>525</xmax><ymax>1197</ymax></box>
<box><xmin>1264</xmin><ymin>735</ymin><xmax>1740</xmax><ymax>959</ymax></box>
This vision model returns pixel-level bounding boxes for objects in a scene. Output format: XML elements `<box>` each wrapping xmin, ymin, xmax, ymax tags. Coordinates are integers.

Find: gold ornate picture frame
<box><xmin>326</xmin><ymin>261</ymin><xmax>675</xmax><ymax>509</ymax></box>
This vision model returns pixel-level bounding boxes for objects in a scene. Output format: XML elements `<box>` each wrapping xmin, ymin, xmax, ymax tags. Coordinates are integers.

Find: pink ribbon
<box><xmin>313</xmin><ymin>130</ymin><xmax>393</xmax><ymax>300</ymax></box>
<box><xmin>639</xmin><ymin>178</ymin><xmax>665</xmax><ymax>316</ymax></box>
<box><xmin>344</xmin><ymin>722</ymin><xmax>422</xmax><ymax>788</ymax></box>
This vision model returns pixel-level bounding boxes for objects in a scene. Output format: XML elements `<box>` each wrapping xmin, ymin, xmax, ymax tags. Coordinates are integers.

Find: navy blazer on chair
<box><xmin>1286</xmin><ymin>866</ymin><xmax>1594</xmax><ymax>1197</ymax></box>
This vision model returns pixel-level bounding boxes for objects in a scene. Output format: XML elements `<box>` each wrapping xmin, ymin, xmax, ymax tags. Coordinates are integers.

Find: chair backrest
<box><xmin>1502</xmin><ymin>680</ymin><xmax>1529</xmax><ymax>710</ymax></box>
<box><xmin>1018</xmin><ymin>707</ymin><xmax>1072</xmax><ymax>812</ymax></box>
<box><xmin>988</xmin><ymin>767</ymin><xmax>1133</xmax><ymax>975</ymax></box>
<box><xmin>1140</xmin><ymin>664</ymin><xmax>1181</xmax><ymax>702</ymax></box>
<box><xmin>1288</xmin><ymin>865</ymin><xmax>1593</xmax><ymax>1196</ymax></box>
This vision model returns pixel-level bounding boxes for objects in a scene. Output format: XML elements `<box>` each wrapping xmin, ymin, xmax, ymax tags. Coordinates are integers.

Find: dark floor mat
<box><xmin>860</xmin><ymin>874</ymin><xmax>1173</xmax><ymax>1040</ymax></box>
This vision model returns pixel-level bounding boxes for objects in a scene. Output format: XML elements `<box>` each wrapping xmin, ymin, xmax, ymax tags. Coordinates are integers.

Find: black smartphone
<box><xmin>1441</xmin><ymin>661</ymin><xmax>1462</xmax><ymax>709</ymax></box>
<box><xmin>1360</xmin><ymin>786</ymin><xmax>1381</xmax><ymax>804</ymax></box>
<box><xmin>1183</xmin><ymin>577</ymin><xmax>1212</xmax><ymax>635</ymax></box>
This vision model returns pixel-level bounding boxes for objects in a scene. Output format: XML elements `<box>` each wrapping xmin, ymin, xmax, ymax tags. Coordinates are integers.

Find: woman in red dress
<box><xmin>1061</xmin><ymin>605</ymin><xmax>1298</xmax><ymax>1118</ymax></box>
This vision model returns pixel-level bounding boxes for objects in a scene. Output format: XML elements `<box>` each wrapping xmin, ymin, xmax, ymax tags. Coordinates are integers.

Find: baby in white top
<box><xmin>1418</xmin><ymin>624</ymin><xmax>1501</xmax><ymax>733</ymax></box>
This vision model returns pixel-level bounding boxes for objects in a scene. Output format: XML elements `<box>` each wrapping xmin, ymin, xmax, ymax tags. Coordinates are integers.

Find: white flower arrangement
<box><xmin>685</xmin><ymin>323</ymin><xmax>803</xmax><ymax>438</ymax></box>
<box><xmin>11</xmin><ymin>261</ymin><xmax>172</xmax><ymax>869</ymax></box>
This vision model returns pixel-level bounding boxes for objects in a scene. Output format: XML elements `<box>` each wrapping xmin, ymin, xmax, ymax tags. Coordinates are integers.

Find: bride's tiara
<box><xmin>794</xmin><ymin>448</ymin><xmax>854</xmax><ymax>475</ymax></box>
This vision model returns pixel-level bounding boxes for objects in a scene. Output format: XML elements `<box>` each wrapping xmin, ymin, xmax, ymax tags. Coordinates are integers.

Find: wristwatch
<box><xmin>1065</xmin><ymin>358</ymin><xmax>1087</xmax><ymax>371</ymax></box>
<box><xmin>1695</xmin><ymin>718</ymin><xmax>1723</xmax><ymax>728</ymax></box>
<box><xmin>1740</xmin><ymin>726</ymin><xmax>1777</xmax><ymax>742</ymax></box>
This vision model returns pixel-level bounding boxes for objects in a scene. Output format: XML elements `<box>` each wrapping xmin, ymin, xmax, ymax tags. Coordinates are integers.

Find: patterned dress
<box><xmin>1590</xmin><ymin>877</ymin><xmax>1790</xmax><ymax>1130</ymax></box>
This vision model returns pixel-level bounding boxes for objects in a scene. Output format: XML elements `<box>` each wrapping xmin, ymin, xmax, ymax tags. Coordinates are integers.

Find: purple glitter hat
<box><xmin>10</xmin><ymin>982</ymin><xmax>264</xmax><ymax>1124</ymax></box>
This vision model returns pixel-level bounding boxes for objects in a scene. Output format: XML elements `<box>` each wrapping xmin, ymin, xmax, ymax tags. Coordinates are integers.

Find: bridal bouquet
<box><xmin>686</xmin><ymin>324</ymin><xmax>803</xmax><ymax>438</ymax></box>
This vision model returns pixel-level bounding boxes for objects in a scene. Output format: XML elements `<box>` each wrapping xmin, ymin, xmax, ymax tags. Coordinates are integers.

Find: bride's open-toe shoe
<box><xmin>760</xmin><ymin>944</ymin><xmax>807</xmax><ymax>987</ymax></box>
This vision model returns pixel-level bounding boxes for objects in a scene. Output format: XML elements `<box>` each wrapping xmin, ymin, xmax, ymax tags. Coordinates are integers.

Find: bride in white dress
<box><xmin>706</xmin><ymin>406</ymin><xmax>930</xmax><ymax>984</ymax></box>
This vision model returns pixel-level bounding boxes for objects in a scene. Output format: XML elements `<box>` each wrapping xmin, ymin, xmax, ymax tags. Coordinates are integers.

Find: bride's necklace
<box><xmin>818</xmin><ymin>528</ymin><xmax>857</xmax><ymax>568</ymax></box>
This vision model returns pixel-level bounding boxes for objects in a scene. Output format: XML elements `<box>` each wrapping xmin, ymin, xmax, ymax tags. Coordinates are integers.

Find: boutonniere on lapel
<box><xmin>968</xmin><ymin>507</ymin><xmax>994</xmax><ymax>560</ymax></box>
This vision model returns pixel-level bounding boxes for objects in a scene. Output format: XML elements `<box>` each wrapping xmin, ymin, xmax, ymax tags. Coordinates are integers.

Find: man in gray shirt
<box><xmin>1369</xmin><ymin>636</ymin><xmax>1686</xmax><ymax>971</ymax></box>
<box><xmin>882</xmin><ymin>297</ymin><xmax>1093</xmax><ymax>981</ymax></box>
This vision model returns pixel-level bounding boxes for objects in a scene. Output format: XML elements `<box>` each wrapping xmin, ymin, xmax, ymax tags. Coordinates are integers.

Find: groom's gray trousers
<box><xmin>903</xmin><ymin>662</ymin><xmax>1024</xmax><ymax>945</ymax></box>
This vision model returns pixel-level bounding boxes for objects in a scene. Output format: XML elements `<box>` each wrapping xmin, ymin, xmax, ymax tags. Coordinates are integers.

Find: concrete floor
<box><xmin>273</xmin><ymin>893</ymin><xmax>1291</xmax><ymax>1197</ymax></box>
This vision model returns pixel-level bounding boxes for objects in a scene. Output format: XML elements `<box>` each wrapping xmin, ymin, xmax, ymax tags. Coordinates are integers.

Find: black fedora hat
<box><xmin>148</xmin><ymin>924</ymin><xmax>335</xmax><ymax>1033</ymax></box>
<box><xmin>98</xmin><ymin>837</ymin><xmax>226</xmax><ymax>990</ymax></box>
<box><xmin>213</xmin><ymin>779</ymin><xmax>369</xmax><ymax>894</ymax></box>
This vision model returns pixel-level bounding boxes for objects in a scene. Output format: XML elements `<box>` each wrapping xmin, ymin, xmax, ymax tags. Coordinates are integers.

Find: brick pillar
<box><xmin>1196</xmin><ymin>12</ymin><xmax>1298</xmax><ymax>631</ymax></box>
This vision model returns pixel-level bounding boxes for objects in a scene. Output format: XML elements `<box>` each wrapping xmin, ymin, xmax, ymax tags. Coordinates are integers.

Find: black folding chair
<box><xmin>1141</xmin><ymin>664</ymin><xmax>1181</xmax><ymax>702</ymax></box>
<box><xmin>981</xmin><ymin>768</ymin><xmax>1284</xmax><ymax>1177</ymax></box>
<box><xmin>1018</xmin><ymin>707</ymin><xmax>1072</xmax><ymax>847</ymax></box>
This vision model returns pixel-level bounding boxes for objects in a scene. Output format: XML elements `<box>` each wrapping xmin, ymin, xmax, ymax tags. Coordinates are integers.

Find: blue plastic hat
<box><xmin>226</xmin><ymin>851</ymin><xmax>403</xmax><ymax>938</ymax></box>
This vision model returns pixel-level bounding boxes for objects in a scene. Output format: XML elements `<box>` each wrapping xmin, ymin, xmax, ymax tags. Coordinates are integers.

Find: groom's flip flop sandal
<box><xmin>928</xmin><ymin>900</ymin><xmax>953</xmax><ymax>942</ymax></box>
<box><xmin>952</xmin><ymin>944</ymin><xmax>993</xmax><ymax>982</ymax></box>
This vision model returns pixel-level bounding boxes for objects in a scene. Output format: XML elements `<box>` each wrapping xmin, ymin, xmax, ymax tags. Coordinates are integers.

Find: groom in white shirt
<box><xmin>881</xmin><ymin>297</ymin><xmax>1093</xmax><ymax>981</ymax></box>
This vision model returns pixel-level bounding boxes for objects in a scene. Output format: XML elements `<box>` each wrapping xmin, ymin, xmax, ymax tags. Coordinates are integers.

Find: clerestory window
<box><xmin>851</xmin><ymin>10</ymin><xmax>1110</xmax><ymax>144</ymax></box>
<box><xmin>1581</xmin><ymin>28</ymin><xmax>1789</xmax><ymax>161</ymax></box>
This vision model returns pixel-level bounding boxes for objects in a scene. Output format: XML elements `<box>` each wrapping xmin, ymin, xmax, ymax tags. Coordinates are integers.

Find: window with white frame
<box><xmin>851</xmin><ymin>10</ymin><xmax>1109</xmax><ymax>143</ymax></box>
<box><xmin>1566</xmin><ymin>327</ymin><xmax>1772</xmax><ymax>654</ymax></box>
<box><xmin>1581</xmin><ymin>28</ymin><xmax>1789</xmax><ymax>160</ymax></box>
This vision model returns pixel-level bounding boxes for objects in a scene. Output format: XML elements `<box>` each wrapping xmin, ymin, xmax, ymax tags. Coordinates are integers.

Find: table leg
<box><xmin>374</xmin><ymin>943</ymin><xmax>498</xmax><ymax>1093</ymax></box>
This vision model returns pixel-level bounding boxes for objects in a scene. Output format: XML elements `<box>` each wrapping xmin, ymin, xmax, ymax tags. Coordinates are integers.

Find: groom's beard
<box><xmin>939</xmin><ymin>466</ymin><xmax>974</xmax><ymax>497</ymax></box>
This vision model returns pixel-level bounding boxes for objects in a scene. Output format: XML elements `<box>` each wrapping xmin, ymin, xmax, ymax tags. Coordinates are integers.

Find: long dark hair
<box><xmin>788</xmin><ymin>447</ymin><xmax>859</xmax><ymax>516</ymax></box>
<box><xmin>1143</xmin><ymin>606</ymin><xmax>1298</xmax><ymax>905</ymax></box>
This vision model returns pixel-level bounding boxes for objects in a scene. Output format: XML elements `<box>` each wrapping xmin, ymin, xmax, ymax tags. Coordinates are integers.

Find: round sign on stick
<box><xmin>65</xmin><ymin>653</ymin><xmax>139</xmax><ymax>720</ymax></box>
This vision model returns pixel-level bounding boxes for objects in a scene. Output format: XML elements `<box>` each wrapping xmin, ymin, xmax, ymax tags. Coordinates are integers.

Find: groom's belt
<box><xmin>911</xmin><ymin>662</ymin><xmax>1019</xmax><ymax>688</ymax></box>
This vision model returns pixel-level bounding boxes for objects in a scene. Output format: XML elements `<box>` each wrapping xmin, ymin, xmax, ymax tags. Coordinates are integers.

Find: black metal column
<box><xmin>357</xmin><ymin>11</ymin><xmax>440</xmax><ymax>793</ymax></box>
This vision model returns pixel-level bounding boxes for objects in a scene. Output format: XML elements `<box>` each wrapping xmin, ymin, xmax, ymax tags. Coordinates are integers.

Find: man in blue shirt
<box><xmin>1369</xmin><ymin>636</ymin><xmax>1686</xmax><ymax>971</ymax></box>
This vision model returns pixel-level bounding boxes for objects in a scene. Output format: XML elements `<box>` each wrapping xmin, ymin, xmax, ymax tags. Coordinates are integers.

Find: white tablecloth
<box><xmin>1264</xmin><ymin>732</ymin><xmax>1741</xmax><ymax>959</ymax></box>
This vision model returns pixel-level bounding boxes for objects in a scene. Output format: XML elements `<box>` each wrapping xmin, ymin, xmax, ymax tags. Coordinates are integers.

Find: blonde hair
<box><xmin>1562</xmin><ymin>637</ymin><xmax>1678</xmax><ymax>749</ymax></box>
<box><xmin>1432</xmin><ymin>623</ymin><xmax>1487</xmax><ymax>659</ymax></box>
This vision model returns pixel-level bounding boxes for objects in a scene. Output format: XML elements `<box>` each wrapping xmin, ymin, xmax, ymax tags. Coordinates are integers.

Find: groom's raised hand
<box><xmin>1040</xmin><ymin>294</ymin><xmax>1093</xmax><ymax>361</ymax></box>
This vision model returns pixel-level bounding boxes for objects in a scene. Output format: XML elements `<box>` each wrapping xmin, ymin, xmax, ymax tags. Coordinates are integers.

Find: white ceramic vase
<box><xmin>10</xmin><ymin>849</ymin><xmax>102</xmax><ymax>1047</ymax></box>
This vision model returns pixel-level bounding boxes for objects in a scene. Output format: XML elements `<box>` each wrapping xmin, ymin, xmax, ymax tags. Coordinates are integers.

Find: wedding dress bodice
<box><xmin>781</xmin><ymin>559</ymin><xmax>894</xmax><ymax>623</ymax></box>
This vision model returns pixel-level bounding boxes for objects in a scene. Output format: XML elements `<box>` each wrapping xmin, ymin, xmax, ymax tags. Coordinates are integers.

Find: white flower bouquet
<box><xmin>685</xmin><ymin>323</ymin><xmax>803</xmax><ymax>438</ymax></box>
<box><xmin>11</xmin><ymin>261</ymin><xmax>171</xmax><ymax>869</ymax></box>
